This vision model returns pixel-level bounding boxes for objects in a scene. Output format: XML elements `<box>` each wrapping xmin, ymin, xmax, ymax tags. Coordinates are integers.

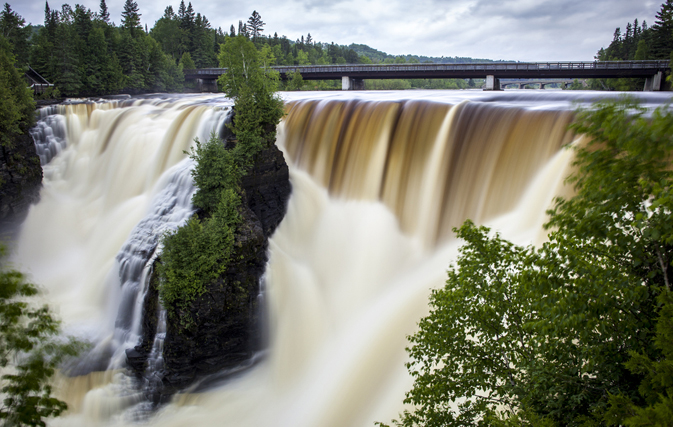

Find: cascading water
<box><xmin>10</xmin><ymin>90</ymin><xmax>672</xmax><ymax>427</ymax></box>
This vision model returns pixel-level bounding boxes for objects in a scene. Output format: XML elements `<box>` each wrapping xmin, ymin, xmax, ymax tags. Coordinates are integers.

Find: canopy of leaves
<box><xmin>217</xmin><ymin>35</ymin><xmax>284</xmax><ymax>152</ymax></box>
<box><xmin>381</xmin><ymin>98</ymin><xmax>673</xmax><ymax>427</ymax></box>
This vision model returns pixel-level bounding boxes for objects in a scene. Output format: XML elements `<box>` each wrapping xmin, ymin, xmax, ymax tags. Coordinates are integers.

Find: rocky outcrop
<box><xmin>0</xmin><ymin>132</ymin><xmax>42</xmax><ymax>226</ymax></box>
<box><xmin>128</xmin><ymin>140</ymin><xmax>291</xmax><ymax>401</ymax></box>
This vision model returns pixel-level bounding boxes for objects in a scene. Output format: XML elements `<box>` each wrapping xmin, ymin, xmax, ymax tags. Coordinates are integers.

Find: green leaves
<box><xmin>158</xmin><ymin>134</ymin><xmax>242</xmax><ymax>329</ymax></box>
<box><xmin>217</xmin><ymin>35</ymin><xmax>284</xmax><ymax>146</ymax></box>
<box><xmin>384</xmin><ymin>99</ymin><xmax>673</xmax><ymax>427</ymax></box>
<box><xmin>0</xmin><ymin>246</ymin><xmax>83</xmax><ymax>426</ymax></box>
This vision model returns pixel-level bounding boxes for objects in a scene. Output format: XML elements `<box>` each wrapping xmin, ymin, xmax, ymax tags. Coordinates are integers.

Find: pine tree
<box><xmin>53</xmin><ymin>20</ymin><xmax>82</xmax><ymax>96</ymax></box>
<box><xmin>30</xmin><ymin>3</ymin><xmax>57</xmax><ymax>81</ymax></box>
<box><xmin>0</xmin><ymin>4</ymin><xmax>30</xmax><ymax>66</ymax></box>
<box><xmin>44</xmin><ymin>2</ymin><xmax>57</xmax><ymax>39</ymax></box>
<box><xmin>98</xmin><ymin>0</ymin><xmax>109</xmax><ymax>23</ymax></box>
<box><xmin>605</xmin><ymin>27</ymin><xmax>622</xmax><ymax>59</ymax></box>
<box><xmin>84</xmin><ymin>27</ymin><xmax>107</xmax><ymax>93</ymax></box>
<box><xmin>121</xmin><ymin>0</ymin><xmax>141</xmax><ymax>36</ymax></box>
<box><xmin>652</xmin><ymin>0</ymin><xmax>673</xmax><ymax>58</ymax></box>
<box><xmin>246</xmin><ymin>10</ymin><xmax>264</xmax><ymax>39</ymax></box>
<box><xmin>229</xmin><ymin>24</ymin><xmax>235</xmax><ymax>37</ymax></box>
<box><xmin>178</xmin><ymin>0</ymin><xmax>187</xmax><ymax>30</ymax></box>
<box><xmin>185</xmin><ymin>2</ymin><xmax>195</xmax><ymax>27</ymax></box>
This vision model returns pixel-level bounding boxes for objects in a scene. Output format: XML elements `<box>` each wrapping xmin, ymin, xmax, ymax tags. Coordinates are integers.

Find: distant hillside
<box><xmin>348</xmin><ymin>44</ymin><xmax>506</xmax><ymax>64</ymax></box>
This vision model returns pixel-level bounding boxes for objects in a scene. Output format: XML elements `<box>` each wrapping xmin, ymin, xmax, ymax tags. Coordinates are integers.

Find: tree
<box><xmin>121</xmin><ymin>0</ymin><xmax>141</xmax><ymax>35</ymax></box>
<box><xmin>52</xmin><ymin>18</ymin><xmax>81</xmax><ymax>96</ymax></box>
<box><xmin>0</xmin><ymin>35</ymin><xmax>34</xmax><ymax>149</ymax></box>
<box><xmin>0</xmin><ymin>244</ymin><xmax>83</xmax><ymax>426</ymax></box>
<box><xmin>287</xmin><ymin>69</ymin><xmax>303</xmax><ymax>90</ymax></box>
<box><xmin>652</xmin><ymin>0</ymin><xmax>673</xmax><ymax>58</ymax></box>
<box><xmin>191</xmin><ymin>13</ymin><xmax>216</xmax><ymax>68</ymax></box>
<box><xmin>380</xmin><ymin>98</ymin><xmax>673</xmax><ymax>427</ymax></box>
<box><xmin>178</xmin><ymin>51</ymin><xmax>195</xmax><ymax>69</ymax></box>
<box><xmin>634</xmin><ymin>39</ymin><xmax>650</xmax><ymax>60</ymax></box>
<box><xmin>97</xmin><ymin>0</ymin><xmax>109</xmax><ymax>23</ymax></box>
<box><xmin>29</xmin><ymin>3</ymin><xmax>58</xmax><ymax>83</ymax></box>
<box><xmin>246</xmin><ymin>10</ymin><xmax>264</xmax><ymax>39</ymax></box>
<box><xmin>0</xmin><ymin>4</ymin><xmax>31</xmax><ymax>66</ymax></box>
<box><xmin>150</xmin><ymin>7</ymin><xmax>182</xmax><ymax>60</ymax></box>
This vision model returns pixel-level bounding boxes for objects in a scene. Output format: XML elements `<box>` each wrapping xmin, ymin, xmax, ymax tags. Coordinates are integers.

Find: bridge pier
<box><xmin>644</xmin><ymin>71</ymin><xmax>663</xmax><ymax>91</ymax></box>
<box><xmin>342</xmin><ymin>76</ymin><xmax>365</xmax><ymax>90</ymax></box>
<box><xmin>484</xmin><ymin>75</ymin><xmax>501</xmax><ymax>91</ymax></box>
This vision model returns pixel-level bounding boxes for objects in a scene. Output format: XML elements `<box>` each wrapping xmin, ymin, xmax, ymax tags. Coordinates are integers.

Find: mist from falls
<box><xmin>11</xmin><ymin>90</ymin><xmax>670</xmax><ymax>426</ymax></box>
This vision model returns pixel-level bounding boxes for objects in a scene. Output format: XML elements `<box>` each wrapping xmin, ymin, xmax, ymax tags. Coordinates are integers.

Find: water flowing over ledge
<box><xmin>11</xmin><ymin>91</ymin><xmax>673</xmax><ymax>426</ymax></box>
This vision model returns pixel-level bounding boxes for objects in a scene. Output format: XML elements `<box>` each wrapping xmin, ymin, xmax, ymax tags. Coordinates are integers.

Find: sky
<box><xmin>10</xmin><ymin>0</ymin><xmax>662</xmax><ymax>62</ymax></box>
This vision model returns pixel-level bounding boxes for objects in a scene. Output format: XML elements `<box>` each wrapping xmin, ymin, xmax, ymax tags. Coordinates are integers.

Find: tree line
<box><xmin>0</xmin><ymin>0</ymin><xmax>382</xmax><ymax>96</ymax></box>
<box><xmin>1</xmin><ymin>0</ymin><xmax>482</xmax><ymax>95</ymax></box>
<box><xmin>583</xmin><ymin>0</ymin><xmax>673</xmax><ymax>90</ymax></box>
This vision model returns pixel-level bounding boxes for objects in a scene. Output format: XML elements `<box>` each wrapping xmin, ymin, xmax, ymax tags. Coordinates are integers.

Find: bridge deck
<box><xmin>184</xmin><ymin>61</ymin><xmax>669</xmax><ymax>81</ymax></box>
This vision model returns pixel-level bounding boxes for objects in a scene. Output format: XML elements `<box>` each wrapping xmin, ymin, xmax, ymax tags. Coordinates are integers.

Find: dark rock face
<box><xmin>128</xmin><ymin>142</ymin><xmax>291</xmax><ymax>399</ymax></box>
<box><xmin>241</xmin><ymin>139</ymin><xmax>292</xmax><ymax>237</ymax></box>
<box><xmin>0</xmin><ymin>132</ymin><xmax>42</xmax><ymax>226</ymax></box>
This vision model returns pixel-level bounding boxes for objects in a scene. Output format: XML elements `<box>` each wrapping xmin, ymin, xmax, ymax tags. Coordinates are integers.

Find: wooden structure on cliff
<box><xmin>24</xmin><ymin>66</ymin><xmax>53</xmax><ymax>94</ymax></box>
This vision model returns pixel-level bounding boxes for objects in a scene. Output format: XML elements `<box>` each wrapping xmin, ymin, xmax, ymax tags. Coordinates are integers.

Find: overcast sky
<box><xmin>10</xmin><ymin>0</ymin><xmax>662</xmax><ymax>62</ymax></box>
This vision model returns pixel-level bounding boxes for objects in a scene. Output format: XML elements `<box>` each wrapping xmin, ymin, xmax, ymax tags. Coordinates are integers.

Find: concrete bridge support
<box><xmin>484</xmin><ymin>75</ymin><xmax>501</xmax><ymax>91</ymax></box>
<box><xmin>341</xmin><ymin>76</ymin><xmax>365</xmax><ymax>90</ymax></box>
<box><xmin>644</xmin><ymin>71</ymin><xmax>663</xmax><ymax>91</ymax></box>
<box><xmin>197</xmin><ymin>78</ymin><xmax>218</xmax><ymax>92</ymax></box>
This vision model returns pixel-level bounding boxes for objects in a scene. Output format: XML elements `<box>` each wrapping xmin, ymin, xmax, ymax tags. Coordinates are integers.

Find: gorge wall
<box><xmin>0</xmin><ymin>129</ymin><xmax>42</xmax><ymax>226</ymax></box>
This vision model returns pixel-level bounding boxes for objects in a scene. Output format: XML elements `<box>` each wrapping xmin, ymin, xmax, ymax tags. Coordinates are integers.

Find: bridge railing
<box><xmin>183</xmin><ymin>60</ymin><xmax>670</xmax><ymax>78</ymax></box>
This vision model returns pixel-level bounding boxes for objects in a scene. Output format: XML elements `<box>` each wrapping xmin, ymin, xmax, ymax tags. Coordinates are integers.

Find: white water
<box><xmin>11</xmin><ymin>91</ymin><xmax>672</xmax><ymax>426</ymax></box>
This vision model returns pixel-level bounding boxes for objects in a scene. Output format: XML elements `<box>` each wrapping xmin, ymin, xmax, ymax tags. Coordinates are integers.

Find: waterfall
<box><xmin>12</xmin><ymin>91</ymin><xmax>670</xmax><ymax>426</ymax></box>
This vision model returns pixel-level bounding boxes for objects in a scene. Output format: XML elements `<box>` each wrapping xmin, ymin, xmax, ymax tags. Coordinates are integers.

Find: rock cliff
<box><xmin>128</xmin><ymin>138</ymin><xmax>291</xmax><ymax>401</ymax></box>
<box><xmin>0</xmin><ymin>131</ymin><xmax>42</xmax><ymax>228</ymax></box>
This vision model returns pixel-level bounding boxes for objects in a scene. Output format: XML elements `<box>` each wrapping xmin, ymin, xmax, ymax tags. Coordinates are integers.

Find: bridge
<box><xmin>184</xmin><ymin>60</ymin><xmax>669</xmax><ymax>92</ymax></box>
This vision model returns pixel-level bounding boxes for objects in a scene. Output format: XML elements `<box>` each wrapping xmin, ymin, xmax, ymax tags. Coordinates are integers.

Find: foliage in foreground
<box><xmin>380</xmin><ymin>98</ymin><xmax>673</xmax><ymax>427</ymax></box>
<box><xmin>0</xmin><ymin>246</ymin><xmax>82</xmax><ymax>426</ymax></box>
<box><xmin>158</xmin><ymin>35</ymin><xmax>284</xmax><ymax>329</ymax></box>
